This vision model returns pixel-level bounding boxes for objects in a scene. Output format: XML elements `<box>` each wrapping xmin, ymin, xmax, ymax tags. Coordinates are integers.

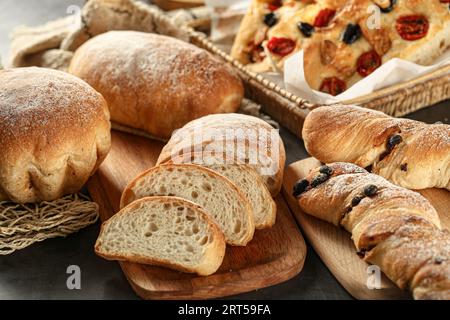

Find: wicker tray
<box><xmin>153</xmin><ymin>0</ymin><xmax>204</xmax><ymax>11</ymax></box>
<box><xmin>177</xmin><ymin>15</ymin><xmax>450</xmax><ymax>138</ymax></box>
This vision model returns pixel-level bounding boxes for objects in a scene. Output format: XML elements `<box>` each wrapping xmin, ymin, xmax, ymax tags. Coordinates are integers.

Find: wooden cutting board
<box><xmin>282</xmin><ymin>157</ymin><xmax>450</xmax><ymax>300</ymax></box>
<box><xmin>86</xmin><ymin>130</ymin><xmax>307</xmax><ymax>300</ymax></box>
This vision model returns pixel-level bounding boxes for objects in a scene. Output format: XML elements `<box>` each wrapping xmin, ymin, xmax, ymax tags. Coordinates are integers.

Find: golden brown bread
<box><xmin>302</xmin><ymin>105</ymin><xmax>450</xmax><ymax>190</ymax></box>
<box><xmin>157</xmin><ymin>113</ymin><xmax>286</xmax><ymax>196</ymax></box>
<box><xmin>68</xmin><ymin>31</ymin><xmax>244</xmax><ymax>139</ymax></box>
<box><xmin>0</xmin><ymin>67</ymin><xmax>111</xmax><ymax>203</ymax></box>
<box><xmin>294</xmin><ymin>162</ymin><xmax>450</xmax><ymax>300</ymax></box>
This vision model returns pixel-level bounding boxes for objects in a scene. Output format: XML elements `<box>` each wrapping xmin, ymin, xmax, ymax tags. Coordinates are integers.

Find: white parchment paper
<box><xmin>284</xmin><ymin>49</ymin><xmax>450</xmax><ymax>104</ymax></box>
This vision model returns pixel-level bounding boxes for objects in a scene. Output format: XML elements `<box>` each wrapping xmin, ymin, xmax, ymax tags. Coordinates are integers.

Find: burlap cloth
<box><xmin>9</xmin><ymin>0</ymin><xmax>189</xmax><ymax>70</ymax></box>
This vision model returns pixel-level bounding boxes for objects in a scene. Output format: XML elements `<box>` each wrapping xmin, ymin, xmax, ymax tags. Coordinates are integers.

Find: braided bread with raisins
<box><xmin>302</xmin><ymin>105</ymin><xmax>450</xmax><ymax>191</ymax></box>
<box><xmin>293</xmin><ymin>162</ymin><xmax>450</xmax><ymax>300</ymax></box>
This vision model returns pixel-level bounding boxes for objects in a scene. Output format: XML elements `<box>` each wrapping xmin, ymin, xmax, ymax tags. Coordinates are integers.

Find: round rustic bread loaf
<box><xmin>0</xmin><ymin>67</ymin><xmax>111</xmax><ymax>203</ymax></box>
<box><xmin>68</xmin><ymin>31</ymin><xmax>244</xmax><ymax>139</ymax></box>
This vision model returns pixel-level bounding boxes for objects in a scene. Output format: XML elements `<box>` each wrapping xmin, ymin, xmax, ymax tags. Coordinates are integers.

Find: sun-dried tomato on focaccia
<box><xmin>302</xmin><ymin>0</ymin><xmax>450</xmax><ymax>95</ymax></box>
<box><xmin>230</xmin><ymin>0</ymin><xmax>348</xmax><ymax>72</ymax></box>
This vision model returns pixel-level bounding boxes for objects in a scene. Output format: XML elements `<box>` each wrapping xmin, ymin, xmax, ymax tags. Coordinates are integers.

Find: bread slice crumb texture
<box><xmin>121</xmin><ymin>164</ymin><xmax>255</xmax><ymax>246</ymax></box>
<box><xmin>95</xmin><ymin>196</ymin><xmax>226</xmax><ymax>276</ymax></box>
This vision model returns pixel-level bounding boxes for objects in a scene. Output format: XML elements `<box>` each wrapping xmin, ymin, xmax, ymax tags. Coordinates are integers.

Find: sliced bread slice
<box><xmin>168</xmin><ymin>153</ymin><xmax>277</xmax><ymax>229</ymax></box>
<box><xmin>121</xmin><ymin>164</ymin><xmax>255</xmax><ymax>246</ymax></box>
<box><xmin>95</xmin><ymin>196</ymin><xmax>226</xmax><ymax>276</ymax></box>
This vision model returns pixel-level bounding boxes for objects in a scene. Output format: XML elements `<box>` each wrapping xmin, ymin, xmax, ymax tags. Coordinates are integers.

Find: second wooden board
<box><xmin>87</xmin><ymin>130</ymin><xmax>307</xmax><ymax>299</ymax></box>
<box><xmin>282</xmin><ymin>157</ymin><xmax>450</xmax><ymax>300</ymax></box>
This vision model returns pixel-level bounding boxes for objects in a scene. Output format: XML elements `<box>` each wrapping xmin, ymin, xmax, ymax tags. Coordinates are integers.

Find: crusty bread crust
<box><xmin>303</xmin><ymin>104</ymin><xmax>450</xmax><ymax>191</ymax></box>
<box><xmin>95</xmin><ymin>196</ymin><xmax>226</xmax><ymax>276</ymax></box>
<box><xmin>69</xmin><ymin>31</ymin><xmax>244</xmax><ymax>139</ymax></box>
<box><xmin>297</xmin><ymin>162</ymin><xmax>450</xmax><ymax>300</ymax></box>
<box><xmin>157</xmin><ymin>113</ymin><xmax>286</xmax><ymax>197</ymax></box>
<box><xmin>0</xmin><ymin>67</ymin><xmax>111</xmax><ymax>203</ymax></box>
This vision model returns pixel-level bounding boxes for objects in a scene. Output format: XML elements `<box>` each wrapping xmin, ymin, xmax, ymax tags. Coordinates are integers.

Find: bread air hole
<box><xmin>185</xmin><ymin>245</ymin><xmax>194</xmax><ymax>253</ymax></box>
<box><xmin>181</xmin><ymin>179</ymin><xmax>187</xmax><ymax>185</ymax></box>
<box><xmin>186</xmin><ymin>215</ymin><xmax>195</xmax><ymax>222</ymax></box>
<box><xmin>159</xmin><ymin>186</ymin><xmax>167</xmax><ymax>193</ymax></box>
<box><xmin>234</xmin><ymin>220</ymin><xmax>242</xmax><ymax>234</ymax></box>
<box><xmin>192</xmin><ymin>224</ymin><xmax>199</xmax><ymax>234</ymax></box>
<box><xmin>144</xmin><ymin>232</ymin><xmax>152</xmax><ymax>237</ymax></box>
<box><xmin>199</xmin><ymin>236</ymin><xmax>208</xmax><ymax>245</ymax></box>
<box><xmin>149</xmin><ymin>223</ymin><xmax>158</xmax><ymax>232</ymax></box>
<box><xmin>191</xmin><ymin>191</ymin><xmax>199</xmax><ymax>199</ymax></box>
<box><xmin>163</xmin><ymin>203</ymin><xmax>171</xmax><ymax>210</ymax></box>
<box><xmin>201</xmin><ymin>182</ymin><xmax>212</xmax><ymax>192</ymax></box>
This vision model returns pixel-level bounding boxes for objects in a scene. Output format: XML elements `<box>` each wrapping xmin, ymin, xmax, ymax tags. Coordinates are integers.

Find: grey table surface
<box><xmin>0</xmin><ymin>0</ymin><xmax>449</xmax><ymax>300</ymax></box>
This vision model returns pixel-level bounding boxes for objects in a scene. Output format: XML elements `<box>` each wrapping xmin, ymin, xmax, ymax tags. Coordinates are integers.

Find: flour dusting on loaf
<box><xmin>296</xmin><ymin>162</ymin><xmax>450</xmax><ymax>299</ymax></box>
<box><xmin>303</xmin><ymin>105</ymin><xmax>450</xmax><ymax>190</ymax></box>
<box><xmin>0</xmin><ymin>68</ymin><xmax>106</xmax><ymax>138</ymax></box>
<box><xmin>0</xmin><ymin>67</ymin><xmax>111</xmax><ymax>203</ymax></box>
<box><xmin>69</xmin><ymin>31</ymin><xmax>244</xmax><ymax>139</ymax></box>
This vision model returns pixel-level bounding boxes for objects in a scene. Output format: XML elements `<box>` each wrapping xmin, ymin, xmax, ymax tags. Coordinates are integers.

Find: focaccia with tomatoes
<box><xmin>230</xmin><ymin>0</ymin><xmax>348</xmax><ymax>72</ymax></box>
<box><xmin>302</xmin><ymin>0</ymin><xmax>450</xmax><ymax>95</ymax></box>
<box><xmin>231</xmin><ymin>0</ymin><xmax>450</xmax><ymax>96</ymax></box>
